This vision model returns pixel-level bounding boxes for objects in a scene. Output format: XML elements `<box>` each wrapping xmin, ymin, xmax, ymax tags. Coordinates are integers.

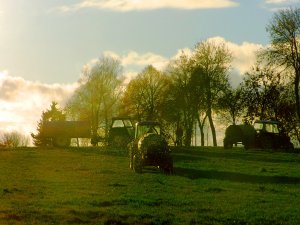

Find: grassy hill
<box><xmin>0</xmin><ymin>147</ymin><xmax>300</xmax><ymax>224</ymax></box>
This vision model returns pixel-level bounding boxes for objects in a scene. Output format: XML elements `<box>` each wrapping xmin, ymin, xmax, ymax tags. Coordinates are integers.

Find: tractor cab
<box><xmin>253</xmin><ymin>120</ymin><xmax>279</xmax><ymax>134</ymax></box>
<box><xmin>135</xmin><ymin>121</ymin><xmax>161</xmax><ymax>139</ymax></box>
<box><xmin>108</xmin><ymin>117</ymin><xmax>134</xmax><ymax>148</ymax></box>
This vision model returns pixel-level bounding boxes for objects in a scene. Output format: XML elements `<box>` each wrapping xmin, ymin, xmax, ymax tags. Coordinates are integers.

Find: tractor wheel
<box><xmin>133</xmin><ymin>154</ymin><xmax>142</xmax><ymax>173</ymax></box>
<box><xmin>111</xmin><ymin>135</ymin><xmax>128</xmax><ymax>149</ymax></box>
<box><xmin>223</xmin><ymin>139</ymin><xmax>233</xmax><ymax>149</ymax></box>
<box><xmin>261</xmin><ymin>137</ymin><xmax>273</xmax><ymax>150</ymax></box>
<box><xmin>163</xmin><ymin>156</ymin><xmax>174</xmax><ymax>175</ymax></box>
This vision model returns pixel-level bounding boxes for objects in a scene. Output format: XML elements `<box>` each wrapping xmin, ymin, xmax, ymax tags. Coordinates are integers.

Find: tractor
<box><xmin>224</xmin><ymin>120</ymin><xmax>294</xmax><ymax>150</ymax></box>
<box><xmin>107</xmin><ymin>117</ymin><xmax>134</xmax><ymax>148</ymax></box>
<box><xmin>128</xmin><ymin>121</ymin><xmax>173</xmax><ymax>174</ymax></box>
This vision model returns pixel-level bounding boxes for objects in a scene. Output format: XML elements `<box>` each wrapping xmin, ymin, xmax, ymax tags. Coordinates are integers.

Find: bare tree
<box><xmin>1</xmin><ymin>131</ymin><xmax>30</xmax><ymax>147</ymax></box>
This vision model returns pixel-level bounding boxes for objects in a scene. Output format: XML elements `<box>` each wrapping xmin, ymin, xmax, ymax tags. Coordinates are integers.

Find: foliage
<box><xmin>217</xmin><ymin>86</ymin><xmax>244</xmax><ymax>125</ymax></box>
<box><xmin>0</xmin><ymin>131</ymin><xmax>30</xmax><ymax>147</ymax></box>
<box><xmin>31</xmin><ymin>101</ymin><xmax>66</xmax><ymax>146</ymax></box>
<box><xmin>166</xmin><ymin>52</ymin><xmax>197</xmax><ymax>147</ymax></box>
<box><xmin>66</xmin><ymin>56</ymin><xmax>123</xmax><ymax>140</ymax></box>
<box><xmin>264</xmin><ymin>7</ymin><xmax>300</xmax><ymax>119</ymax></box>
<box><xmin>122</xmin><ymin>65</ymin><xmax>170</xmax><ymax>121</ymax></box>
<box><xmin>240</xmin><ymin>63</ymin><xmax>291</xmax><ymax>122</ymax></box>
<box><xmin>192</xmin><ymin>39</ymin><xmax>232</xmax><ymax>146</ymax></box>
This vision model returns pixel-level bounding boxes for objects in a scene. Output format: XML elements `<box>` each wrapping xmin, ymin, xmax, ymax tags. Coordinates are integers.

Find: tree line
<box><xmin>33</xmin><ymin>7</ymin><xmax>300</xmax><ymax>147</ymax></box>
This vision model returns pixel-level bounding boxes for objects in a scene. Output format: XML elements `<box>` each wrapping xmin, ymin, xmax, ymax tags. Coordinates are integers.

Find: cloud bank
<box><xmin>0</xmin><ymin>71</ymin><xmax>78</xmax><ymax>137</ymax></box>
<box><xmin>102</xmin><ymin>37</ymin><xmax>263</xmax><ymax>86</ymax></box>
<box><xmin>59</xmin><ymin>0</ymin><xmax>239</xmax><ymax>12</ymax></box>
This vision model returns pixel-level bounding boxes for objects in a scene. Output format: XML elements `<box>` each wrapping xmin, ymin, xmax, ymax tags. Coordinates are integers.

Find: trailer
<box><xmin>41</xmin><ymin>117</ymin><xmax>134</xmax><ymax>148</ymax></box>
<box><xmin>41</xmin><ymin>121</ymin><xmax>91</xmax><ymax>147</ymax></box>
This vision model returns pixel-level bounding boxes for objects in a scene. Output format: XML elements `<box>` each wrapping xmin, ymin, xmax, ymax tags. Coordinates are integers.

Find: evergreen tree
<box><xmin>31</xmin><ymin>102</ymin><xmax>66</xmax><ymax>146</ymax></box>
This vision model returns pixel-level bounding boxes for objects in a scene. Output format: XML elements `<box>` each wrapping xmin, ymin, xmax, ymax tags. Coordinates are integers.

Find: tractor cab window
<box><xmin>123</xmin><ymin>120</ymin><xmax>132</xmax><ymax>127</ymax></box>
<box><xmin>136</xmin><ymin>124</ymin><xmax>161</xmax><ymax>139</ymax></box>
<box><xmin>146</xmin><ymin>125</ymin><xmax>160</xmax><ymax>135</ymax></box>
<box><xmin>112</xmin><ymin>120</ymin><xmax>124</xmax><ymax>128</ymax></box>
<box><xmin>254</xmin><ymin>122</ymin><xmax>279</xmax><ymax>134</ymax></box>
<box><xmin>265</xmin><ymin>123</ymin><xmax>279</xmax><ymax>134</ymax></box>
<box><xmin>254</xmin><ymin>122</ymin><xmax>263</xmax><ymax>131</ymax></box>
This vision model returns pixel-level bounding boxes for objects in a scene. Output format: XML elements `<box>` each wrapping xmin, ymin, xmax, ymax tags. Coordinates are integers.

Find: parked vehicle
<box><xmin>41</xmin><ymin>121</ymin><xmax>90</xmax><ymax>147</ymax></box>
<box><xmin>223</xmin><ymin>120</ymin><xmax>294</xmax><ymax>150</ymax></box>
<box><xmin>128</xmin><ymin>121</ymin><xmax>173</xmax><ymax>174</ymax></box>
<box><xmin>107</xmin><ymin>117</ymin><xmax>134</xmax><ymax>148</ymax></box>
<box><xmin>41</xmin><ymin>117</ymin><xmax>134</xmax><ymax>148</ymax></box>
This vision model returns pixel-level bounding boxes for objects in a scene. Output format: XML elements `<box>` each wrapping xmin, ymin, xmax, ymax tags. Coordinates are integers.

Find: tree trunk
<box><xmin>207</xmin><ymin>109</ymin><xmax>217</xmax><ymax>147</ymax></box>
<box><xmin>295</xmin><ymin>72</ymin><xmax>300</xmax><ymax>120</ymax></box>
<box><xmin>184</xmin><ymin>128</ymin><xmax>193</xmax><ymax>147</ymax></box>
<box><xmin>197</xmin><ymin>114</ymin><xmax>206</xmax><ymax>146</ymax></box>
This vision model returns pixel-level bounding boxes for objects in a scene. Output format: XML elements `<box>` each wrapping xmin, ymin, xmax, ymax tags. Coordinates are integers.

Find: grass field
<box><xmin>1</xmin><ymin>146</ymin><xmax>300</xmax><ymax>225</ymax></box>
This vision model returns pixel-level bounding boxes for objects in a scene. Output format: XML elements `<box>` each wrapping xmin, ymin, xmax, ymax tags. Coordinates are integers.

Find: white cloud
<box><xmin>206</xmin><ymin>36</ymin><xmax>264</xmax><ymax>86</ymax></box>
<box><xmin>263</xmin><ymin>0</ymin><xmax>300</xmax><ymax>11</ymax></box>
<box><xmin>0</xmin><ymin>71</ymin><xmax>78</xmax><ymax>139</ymax></box>
<box><xmin>207</xmin><ymin>37</ymin><xmax>263</xmax><ymax>74</ymax></box>
<box><xmin>265</xmin><ymin>0</ymin><xmax>298</xmax><ymax>4</ymax></box>
<box><xmin>59</xmin><ymin>0</ymin><xmax>239</xmax><ymax>12</ymax></box>
<box><xmin>104</xmin><ymin>50</ymin><xmax>169</xmax><ymax>69</ymax></box>
<box><xmin>102</xmin><ymin>37</ymin><xmax>263</xmax><ymax>86</ymax></box>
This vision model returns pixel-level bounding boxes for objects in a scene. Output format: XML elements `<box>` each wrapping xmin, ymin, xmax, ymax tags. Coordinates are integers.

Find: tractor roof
<box><xmin>254</xmin><ymin>120</ymin><xmax>279</xmax><ymax>124</ymax></box>
<box><xmin>136</xmin><ymin>121</ymin><xmax>160</xmax><ymax>126</ymax></box>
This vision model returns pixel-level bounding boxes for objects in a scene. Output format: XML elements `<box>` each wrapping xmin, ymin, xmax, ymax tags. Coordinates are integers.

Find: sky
<box><xmin>0</xmin><ymin>0</ymin><xmax>299</xmax><ymax>140</ymax></box>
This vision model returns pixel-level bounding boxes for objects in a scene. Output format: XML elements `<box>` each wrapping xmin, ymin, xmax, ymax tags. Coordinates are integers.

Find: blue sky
<box><xmin>1</xmin><ymin>0</ymin><xmax>297</xmax><ymax>83</ymax></box>
<box><xmin>0</xmin><ymin>0</ymin><xmax>299</xmax><ymax>137</ymax></box>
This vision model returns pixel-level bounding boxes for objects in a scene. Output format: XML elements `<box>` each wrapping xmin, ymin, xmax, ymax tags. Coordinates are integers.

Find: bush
<box><xmin>1</xmin><ymin>131</ymin><xmax>30</xmax><ymax>148</ymax></box>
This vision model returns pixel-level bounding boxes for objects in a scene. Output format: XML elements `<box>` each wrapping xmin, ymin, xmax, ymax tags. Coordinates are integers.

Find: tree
<box><xmin>122</xmin><ymin>65</ymin><xmax>170</xmax><ymax>121</ymax></box>
<box><xmin>1</xmin><ymin>131</ymin><xmax>30</xmax><ymax>147</ymax></box>
<box><xmin>240</xmin><ymin>63</ymin><xmax>286</xmax><ymax>122</ymax></box>
<box><xmin>166</xmin><ymin>52</ymin><xmax>197</xmax><ymax>147</ymax></box>
<box><xmin>264</xmin><ymin>7</ymin><xmax>300</xmax><ymax>119</ymax></box>
<box><xmin>192</xmin><ymin>39</ymin><xmax>232</xmax><ymax>146</ymax></box>
<box><xmin>66</xmin><ymin>56</ymin><xmax>123</xmax><ymax>141</ymax></box>
<box><xmin>31</xmin><ymin>101</ymin><xmax>66</xmax><ymax>146</ymax></box>
<box><xmin>217</xmin><ymin>85</ymin><xmax>243</xmax><ymax>125</ymax></box>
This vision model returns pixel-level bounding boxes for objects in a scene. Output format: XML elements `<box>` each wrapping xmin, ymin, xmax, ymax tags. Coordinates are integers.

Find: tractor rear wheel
<box><xmin>261</xmin><ymin>137</ymin><xmax>273</xmax><ymax>149</ymax></box>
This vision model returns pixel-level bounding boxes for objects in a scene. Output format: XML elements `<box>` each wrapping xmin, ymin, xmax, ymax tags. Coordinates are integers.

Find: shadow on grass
<box><xmin>172</xmin><ymin>147</ymin><xmax>300</xmax><ymax>164</ymax></box>
<box><xmin>175</xmin><ymin>167</ymin><xmax>300</xmax><ymax>184</ymax></box>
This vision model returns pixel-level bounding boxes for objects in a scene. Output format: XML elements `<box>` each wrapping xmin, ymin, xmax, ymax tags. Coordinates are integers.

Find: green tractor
<box><xmin>128</xmin><ymin>121</ymin><xmax>173</xmax><ymax>174</ymax></box>
<box><xmin>107</xmin><ymin>117</ymin><xmax>134</xmax><ymax>148</ymax></box>
<box><xmin>224</xmin><ymin>120</ymin><xmax>294</xmax><ymax>150</ymax></box>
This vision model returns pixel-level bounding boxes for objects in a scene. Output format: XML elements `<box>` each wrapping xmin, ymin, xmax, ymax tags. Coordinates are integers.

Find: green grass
<box><xmin>1</xmin><ymin>146</ymin><xmax>300</xmax><ymax>224</ymax></box>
